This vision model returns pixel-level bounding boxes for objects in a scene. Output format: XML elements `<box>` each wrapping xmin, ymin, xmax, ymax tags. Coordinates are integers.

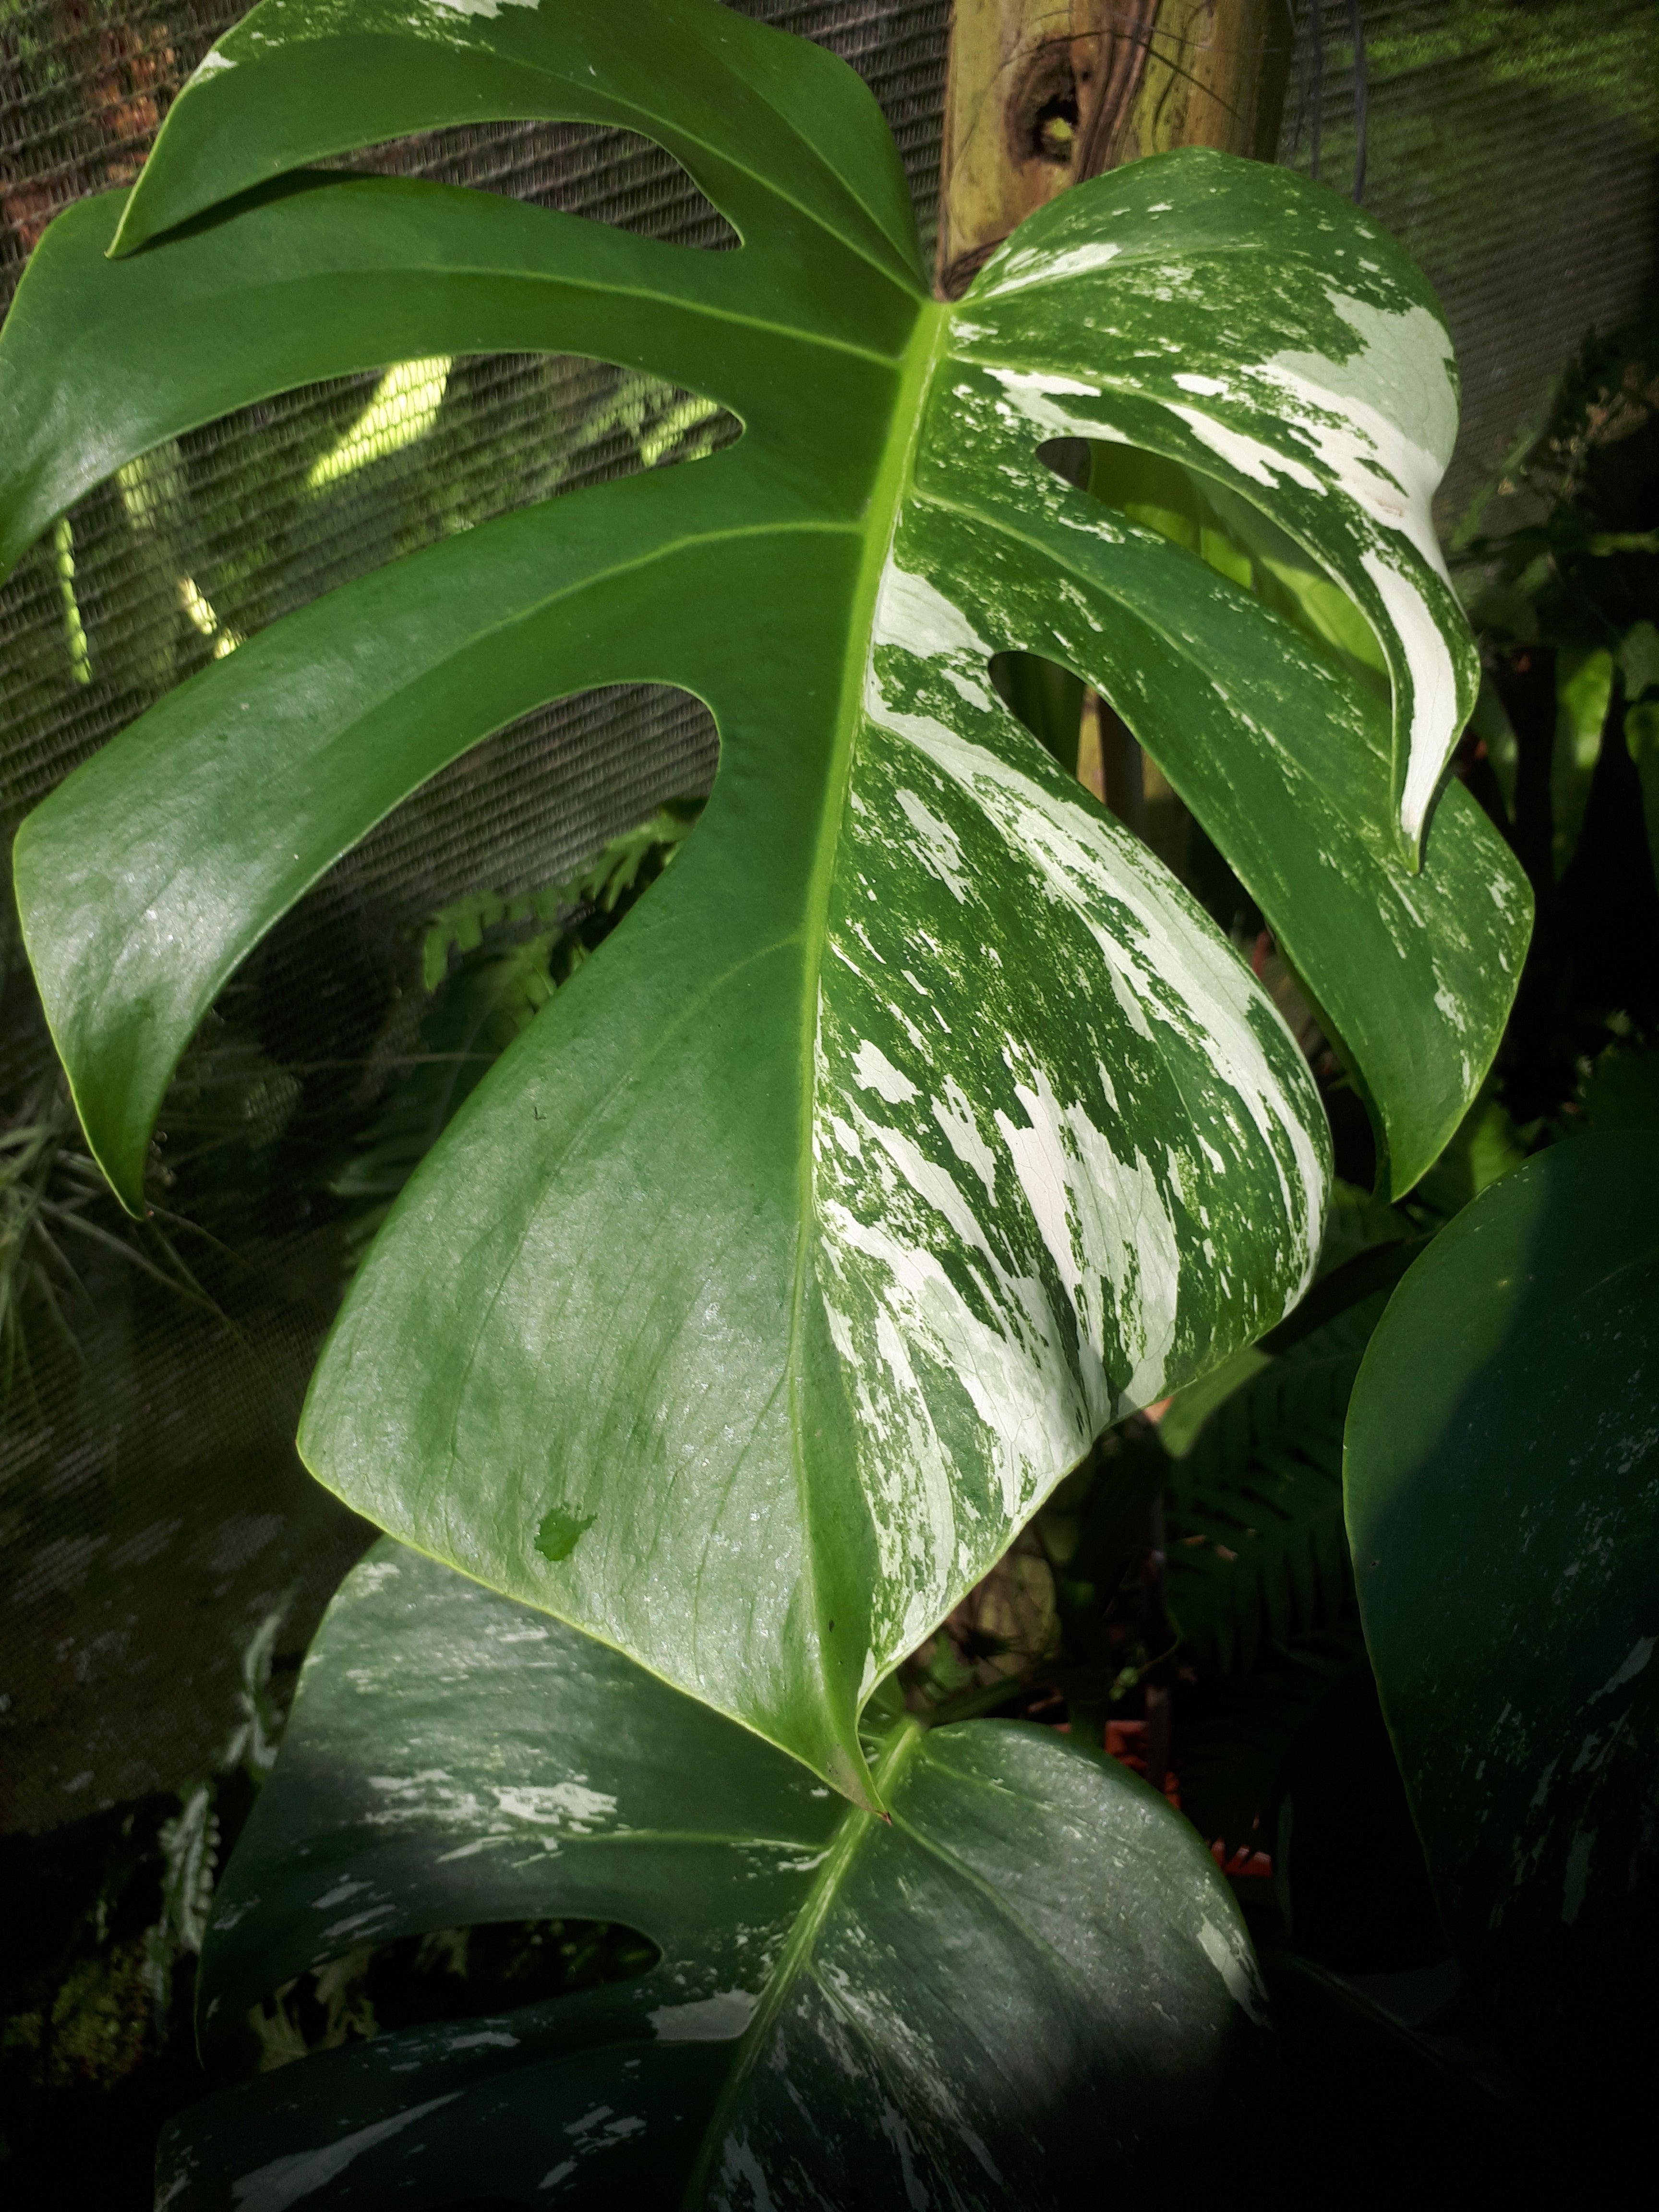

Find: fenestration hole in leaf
<box><xmin>328</xmin><ymin>793</ymin><xmax>708</xmax><ymax>1261</ymax></box>
<box><xmin>986</xmin><ymin>646</ymin><xmax>1206</xmax><ymax>894</ymax></box>
<box><xmin>1036</xmin><ymin>436</ymin><xmax>1390</xmax><ymax>695</ymax></box>
<box><xmin>988</xmin><ymin>649</ymin><xmax>1087</xmax><ymax>777</ymax></box>
<box><xmin>238</xmin><ymin>1918</ymin><xmax>660</xmax><ymax>2078</ymax></box>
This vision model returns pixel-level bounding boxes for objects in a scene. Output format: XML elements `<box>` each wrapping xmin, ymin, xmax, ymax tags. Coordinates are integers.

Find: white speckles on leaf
<box><xmin>1289</xmin><ymin>292</ymin><xmax>1458</xmax><ymax>473</ymax></box>
<box><xmin>310</xmin><ymin>1876</ymin><xmax>370</xmax><ymax>1910</ymax></box>
<box><xmin>894</xmin><ymin>788</ymin><xmax>971</xmax><ymax>904</ymax></box>
<box><xmin>649</xmin><ymin>1988</ymin><xmax>758</xmax><ymax>2042</ymax></box>
<box><xmin>228</xmin><ymin>2098</ymin><xmax>463</xmax><ymax>2212</ymax></box>
<box><xmin>493</xmin><ymin>1781</ymin><xmax>618</xmax><ymax>1828</ymax></box>
<box><xmin>420</xmin><ymin>0</ymin><xmax>540</xmax><ymax>17</ymax></box>
<box><xmin>932</xmin><ymin>1077</ymin><xmax>998</xmax><ymax>1203</ymax></box>
<box><xmin>994</xmin><ymin>1058</ymin><xmax>1176</xmax><ymax>1422</ymax></box>
<box><xmin>1589</xmin><ymin>1635</ymin><xmax>1655</xmax><ymax>1703</ymax></box>
<box><xmin>1197</xmin><ymin>1916</ymin><xmax>1267</xmax><ymax>2023</ymax></box>
<box><xmin>978</xmin><ymin>363</ymin><xmax>1113</xmax><ymax>445</ymax></box>
<box><xmin>873</xmin><ymin>564</ymin><xmax>992</xmax><ymax>662</ymax></box>
<box><xmin>979</xmin><ymin>238</ymin><xmax>1125</xmax><ymax>297</ymax></box>
<box><xmin>1165</xmin><ymin>402</ymin><xmax>1321</xmax><ymax>495</ymax></box>
<box><xmin>957</xmin><ymin>194</ymin><xmax>1477</xmax><ymax>848</ymax></box>
<box><xmin>1561</xmin><ymin>1827</ymin><xmax>1596</xmax><ymax>1926</ymax></box>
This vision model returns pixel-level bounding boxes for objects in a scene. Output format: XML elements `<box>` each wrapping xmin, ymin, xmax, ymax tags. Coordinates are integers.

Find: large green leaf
<box><xmin>103</xmin><ymin>0</ymin><xmax>1468</xmax><ymax>856</ymax></box>
<box><xmin>1346</xmin><ymin>1134</ymin><xmax>1659</xmax><ymax>2064</ymax></box>
<box><xmin>107</xmin><ymin>0</ymin><xmax>927</xmax><ymax>286</ymax></box>
<box><xmin>0</xmin><ymin>169</ymin><xmax>901</xmax><ymax>586</ymax></box>
<box><xmin>2</xmin><ymin>0</ymin><xmax>1527</xmax><ymax>1794</ymax></box>
<box><xmin>160</xmin><ymin>1541</ymin><xmax>1269</xmax><ymax>2209</ymax></box>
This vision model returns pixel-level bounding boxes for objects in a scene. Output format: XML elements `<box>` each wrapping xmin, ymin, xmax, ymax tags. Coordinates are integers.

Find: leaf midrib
<box><xmin>781</xmin><ymin>296</ymin><xmax>950</xmax><ymax>1784</ymax></box>
<box><xmin>677</xmin><ymin>1719</ymin><xmax>925</xmax><ymax>2208</ymax></box>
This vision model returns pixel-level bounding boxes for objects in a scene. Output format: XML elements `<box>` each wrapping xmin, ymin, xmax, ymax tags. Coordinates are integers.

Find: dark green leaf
<box><xmin>160</xmin><ymin>1541</ymin><xmax>1269</xmax><ymax>2209</ymax></box>
<box><xmin>108</xmin><ymin>0</ymin><xmax>926</xmax><ymax>289</ymax></box>
<box><xmin>1345</xmin><ymin>1133</ymin><xmax>1659</xmax><ymax>2056</ymax></box>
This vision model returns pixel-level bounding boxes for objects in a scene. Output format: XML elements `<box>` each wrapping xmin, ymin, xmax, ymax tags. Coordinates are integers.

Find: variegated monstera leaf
<box><xmin>0</xmin><ymin>0</ymin><xmax>1527</xmax><ymax>1800</ymax></box>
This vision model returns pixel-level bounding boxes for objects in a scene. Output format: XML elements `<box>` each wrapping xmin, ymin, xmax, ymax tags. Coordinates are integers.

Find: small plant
<box><xmin>0</xmin><ymin>0</ymin><xmax>1540</xmax><ymax>2200</ymax></box>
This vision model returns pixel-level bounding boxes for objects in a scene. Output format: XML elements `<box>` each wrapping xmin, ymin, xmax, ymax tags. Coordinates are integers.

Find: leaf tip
<box><xmin>105</xmin><ymin>197</ymin><xmax>144</xmax><ymax>262</ymax></box>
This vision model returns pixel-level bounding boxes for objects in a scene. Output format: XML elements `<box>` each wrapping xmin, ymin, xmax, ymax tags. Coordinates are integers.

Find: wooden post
<box><xmin>938</xmin><ymin>0</ymin><xmax>1293</xmax><ymax>299</ymax></box>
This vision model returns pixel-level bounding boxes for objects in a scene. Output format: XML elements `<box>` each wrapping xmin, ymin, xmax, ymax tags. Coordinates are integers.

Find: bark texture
<box><xmin>938</xmin><ymin>0</ymin><xmax>1292</xmax><ymax>297</ymax></box>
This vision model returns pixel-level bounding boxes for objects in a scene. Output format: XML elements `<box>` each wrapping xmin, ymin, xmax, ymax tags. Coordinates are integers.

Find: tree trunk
<box><xmin>937</xmin><ymin>0</ymin><xmax>1293</xmax><ymax>298</ymax></box>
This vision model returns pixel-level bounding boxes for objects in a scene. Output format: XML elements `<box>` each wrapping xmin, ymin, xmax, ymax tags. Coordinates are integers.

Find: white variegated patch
<box><xmin>957</xmin><ymin>160</ymin><xmax>1477</xmax><ymax>852</ymax></box>
<box><xmin>812</xmin><ymin>556</ymin><xmax>1328</xmax><ymax>1685</ymax></box>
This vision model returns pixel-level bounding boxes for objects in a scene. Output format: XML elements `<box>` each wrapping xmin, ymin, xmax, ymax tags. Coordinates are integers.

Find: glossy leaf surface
<box><xmin>1346</xmin><ymin>1134</ymin><xmax>1659</xmax><ymax>2053</ymax></box>
<box><xmin>2</xmin><ymin>0</ymin><xmax>1526</xmax><ymax>1792</ymax></box>
<box><xmin>108</xmin><ymin>0</ymin><xmax>927</xmax><ymax>284</ymax></box>
<box><xmin>107</xmin><ymin>0</ymin><xmax>1469</xmax><ymax>852</ymax></box>
<box><xmin>160</xmin><ymin>1541</ymin><xmax>1269</xmax><ymax>2210</ymax></box>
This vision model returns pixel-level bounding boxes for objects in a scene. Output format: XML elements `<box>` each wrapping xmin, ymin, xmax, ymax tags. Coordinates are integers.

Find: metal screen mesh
<box><xmin>0</xmin><ymin>0</ymin><xmax>1652</xmax><ymax>1833</ymax></box>
<box><xmin>1278</xmin><ymin>1</ymin><xmax>1657</xmax><ymax>530</ymax></box>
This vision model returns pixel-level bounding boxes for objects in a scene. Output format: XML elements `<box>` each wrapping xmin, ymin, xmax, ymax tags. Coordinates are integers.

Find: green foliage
<box><xmin>1405</xmin><ymin>1080</ymin><xmax>1528</xmax><ymax>1220</ymax></box>
<box><xmin>1346</xmin><ymin>1133</ymin><xmax>1659</xmax><ymax>2084</ymax></box>
<box><xmin>1088</xmin><ymin>443</ymin><xmax>1392</xmax><ymax>697</ymax></box>
<box><xmin>1455</xmin><ymin>301</ymin><xmax>1659</xmax><ymax>882</ymax></box>
<box><xmin>1457</xmin><ymin>299</ymin><xmax>1659</xmax><ymax>657</ymax></box>
<box><xmin>328</xmin><ymin>942</ymin><xmax>558</xmax><ymax>1251</ymax></box>
<box><xmin>1578</xmin><ymin>1039</ymin><xmax>1659</xmax><ymax>1132</ymax></box>
<box><xmin>419</xmin><ymin>803</ymin><xmax>696</xmax><ymax>991</ymax></box>
<box><xmin>333</xmin><ymin>808</ymin><xmax>697</xmax><ymax>1254</ymax></box>
<box><xmin>0</xmin><ymin>1069</ymin><xmax>228</xmax><ymax>1408</ymax></box>
<box><xmin>1165</xmin><ymin>1301</ymin><xmax>1379</xmax><ymax>1677</ymax></box>
<box><xmin>1447</xmin><ymin>296</ymin><xmax>1659</xmax><ymax>1146</ymax></box>
<box><xmin>0</xmin><ymin>0</ymin><xmax>1522</xmax><ymax>1804</ymax></box>
<box><xmin>0</xmin><ymin>0</ymin><xmax>1560</xmax><ymax>2191</ymax></box>
<box><xmin>160</xmin><ymin>1542</ymin><xmax>1269</xmax><ymax>2208</ymax></box>
<box><xmin>1153</xmin><ymin>1178</ymin><xmax>1412</xmax><ymax>1675</ymax></box>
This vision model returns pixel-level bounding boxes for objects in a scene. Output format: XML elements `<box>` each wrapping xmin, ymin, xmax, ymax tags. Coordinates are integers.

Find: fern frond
<box><xmin>1165</xmin><ymin>1293</ymin><xmax>1391</xmax><ymax>1675</ymax></box>
<box><xmin>334</xmin><ymin>937</ymin><xmax>560</xmax><ymax>1212</ymax></box>
<box><xmin>335</xmin><ymin>809</ymin><xmax>698</xmax><ymax>1251</ymax></box>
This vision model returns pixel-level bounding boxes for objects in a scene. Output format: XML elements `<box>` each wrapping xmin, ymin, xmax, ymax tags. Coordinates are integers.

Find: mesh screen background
<box><xmin>0</xmin><ymin>0</ymin><xmax>1652</xmax><ymax>1832</ymax></box>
